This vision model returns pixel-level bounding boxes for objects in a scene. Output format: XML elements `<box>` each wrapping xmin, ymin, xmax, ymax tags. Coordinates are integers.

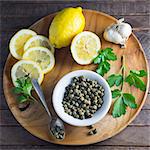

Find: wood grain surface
<box><xmin>1</xmin><ymin>0</ymin><xmax>150</xmax><ymax>149</ymax></box>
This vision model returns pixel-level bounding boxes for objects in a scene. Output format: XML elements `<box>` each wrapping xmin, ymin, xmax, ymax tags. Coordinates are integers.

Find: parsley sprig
<box><xmin>106</xmin><ymin>56</ymin><xmax>147</xmax><ymax>118</ymax></box>
<box><xmin>12</xmin><ymin>75</ymin><xmax>36</xmax><ymax>103</ymax></box>
<box><xmin>125</xmin><ymin>70</ymin><xmax>147</xmax><ymax>91</ymax></box>
<box><xmin>112</xmin><ymin>89</ymin><xmax>137</xmax><ymax>117</ymax></box>
<box><xmin>93</xmin><ymin>48</ymin><xmax>117</xmax><ymax>76</ymax></box>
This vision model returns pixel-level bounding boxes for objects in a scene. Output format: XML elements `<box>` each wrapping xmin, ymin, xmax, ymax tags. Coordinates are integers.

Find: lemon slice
<box><xmin>9</xmin><ymin>29</ymin><xmax>37</xmax><ymax>60</ymax></box>
<box><xmin>24</xmin><ymin>35</ymin><xmax>55</xmax><ymax>53</ymax></box>
<box><xmin>23</xmin><ymin>46</ymin><xmax>55</xmax><ymax>74</ymax></box>
<box><xmin>71</xmin><ymin>31</ymin><xmax>101</xmax><ymax>65</ymax></box>
<box><xmin>11</xmin><ymin>60</ymin><xmax>44</xmax><ymax>86</ymax></box>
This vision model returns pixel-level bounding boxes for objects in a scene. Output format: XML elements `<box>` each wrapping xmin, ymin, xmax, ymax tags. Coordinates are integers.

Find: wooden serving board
<box><xmin>3</xmin><ymin>10</ymin><xmax>149</xmax><ymax>145</ymax></box>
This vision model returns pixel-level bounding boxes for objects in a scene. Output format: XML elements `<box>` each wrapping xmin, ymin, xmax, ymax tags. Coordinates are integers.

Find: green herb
<box><xmin>107</xmin><ymin>74</ymin><xmax>123</xmax><ymax>87</ymax></box>
<box><xmin>93</xmin><ymin>48</ymin><xmax>117</xmax><ymax>76</ymax></box>
<box><xmin>112</xmin><ymin>90</ymin><xmax>137</xmax><ymax>118</ymax></box>
<box><xmin>12</xmin><ymin>76</ymin><xmax>36</xmax><ymax>103</ymax></box>
<box><xmin>112</xmin><ymin>96</ymin><xmax>126</xmax><ymax>118</ymax></box>
<box><xmin>112</xmin><ymin>89</ymin><xmax>121</xmax><ymax>98</ymax></box>
<box><xmin>125</xmin><ymin>70</ymin><xmax>147</xmax><ymax>91</ymax></box>
<box><xmin>107</xmin><ymin>56</ymin><xmax>139</xmax><ymax>118</ymax></box>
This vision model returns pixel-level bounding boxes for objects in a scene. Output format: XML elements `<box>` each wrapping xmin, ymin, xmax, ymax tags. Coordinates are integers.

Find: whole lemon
<box><xmin>49</xmin><ymin>7</ymin><xmax>85</xmax><ymax>48</ymax></box>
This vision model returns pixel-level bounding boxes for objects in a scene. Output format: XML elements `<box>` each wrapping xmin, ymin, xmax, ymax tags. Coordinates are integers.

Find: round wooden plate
<box><xmin>3</xmin><ymin>9</ymin><xmax>149</xmax><ymax>145</ymax></box>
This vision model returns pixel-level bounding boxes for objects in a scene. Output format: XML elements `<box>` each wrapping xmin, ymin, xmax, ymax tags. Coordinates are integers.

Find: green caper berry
<box><xmin>75</xmin><ymin>102</ymin><xmax>79</xmax><ymax>107</ymax></box>
<box><xmin>63</xmin><ymin>104</ymin><xmax>67</xmax><ymax>108</ymax></box>
<box><xmin>91</xmin><ymin>110</ymin><xmax>96</xmax><ymax>114</ymax></box>
<box><xmin>91</xmin><ymin>94</ymin><xmax>95</xmax><ymax>98</ymax></box>
<box><xmin>81</xmin><ymin>97</ymin><xmax>84</xmax><ymax>101</ymax></box>
<box><xmin>72</xmin><ymin>83</ymin><xmax>75</xmax><ymax>86</ymax></box>
<box><xmin>80</xmin><ymin>115</ymin><xmax>85</xmax><ymax>119</ymax></box>
<box><xmin>88</xmin><ymin>130</ymin><xmax>94</xmax><ymax>135</ymax></box>
<box><xmin>93</xmin><ymin>129</ymin><xmax>97</xmax><ymax>134</ymax></box>
<box><xmin>89</xmin><ymin>85</ymin><xmax>92</xmax><ymax>89</ymax></box>
<box><xmin>87</xmin><ymin>88</ymin><xmax>90</xmax><ymax>92</ymax></box>
<box><xmin>76</xmin><ymin>85</ymin><xmax>79</xmax><ymax>89</ymax></box>
<box><xmin>76</xmin><ymin>114</ymin><xmax>79</xmax><ymax>118</ymax></box>
<box><xmin>70</xmin><ymin>89</ymin><xmax>73</xmax><ymax>93</ymax></box>
<box><xmin>88</xmin><ymin>125</ymin><xmax>94</xmax><ymax>129</ymax></box>
<box><xmin>93</xmin><ymin>100</ymin><xmax>98</xmax><ymax>105</ymax></box>
<box><xmin>82</xmin><ymin>104</ymin><xmax>86</xmax><ymax>108</ymax></box>
<box><xmin>101</xmin><ymin>93</ymin><xmax>104</xmax><ymax>96</ymax></box>
<box><xmin>98</xmin><ymin>90</ymin><xmax>102</xmax><ymax>94</ymax></box>
<box><xmin>98</xmin><ymin>104</ymin><xmax>101</xmax><ymax>108</ymax></box>
<box><xmin>93</xmin><ymin>105</ymin><xmax>97</xmax><ymax>110</ymax></box>
<box><xmin>85</xmin><ymin>95</ymin><xmax>89</xmax><ymax>99</ymax></box>
<box><xmin>73</xmin><ymin>112</ymin><xmax>77</xmax><ymax>116</ymax></box>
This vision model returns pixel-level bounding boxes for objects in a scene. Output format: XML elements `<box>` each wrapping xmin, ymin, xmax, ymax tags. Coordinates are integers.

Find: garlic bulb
<box><xmin>103</xmin><ymin>18</ymin><xmax>132</xmax><ymax>48</ymax></box>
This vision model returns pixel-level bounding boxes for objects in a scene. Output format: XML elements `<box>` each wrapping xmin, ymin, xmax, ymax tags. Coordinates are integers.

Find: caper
<box><xmin>88</xmin><ymin>130</ymin><xmax>94</xmax><ymax>135</ymax></box>
<box><xmin>93</xmin><ymin>105</ymin><xmax>97</xmax><ymax>110</ymax></box>
<box><xmin>88</xmin><ymin>125</ymin><xmax>94</xmax><ymax>129</ymax></box>
<box><xmin>75</xmin><ymin>102</ymin><xmax>79</xmax><ymax>107</ymax></box>
<box><xmin>81</xmin><ymin>96</ymin><xmax>84</xmax><ymax>101</ymax></box>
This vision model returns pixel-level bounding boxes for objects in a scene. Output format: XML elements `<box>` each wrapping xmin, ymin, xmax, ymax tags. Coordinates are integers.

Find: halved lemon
<box><xmin>71</xmin><ymin>31</ymin><xmax>101</xmax><ymax>65</ymax></box>
<box><xmin>23</xmin><ymin>47</ymin><xmax>55</xmax><ymax>74</ymax></box>
<box><xmin>11</xmin><ymin>60</ymin><xmax>44</xmax><ymax>86</ymax></box>
<box><xmin>9</xmin><ymin>29</ymin><xmax>37</xmax><ymax>60</ymax></box>
<box><xmin>24</xmin><ymin>35</ymin><xmax>55</xmax><ymax>53</ymax></box>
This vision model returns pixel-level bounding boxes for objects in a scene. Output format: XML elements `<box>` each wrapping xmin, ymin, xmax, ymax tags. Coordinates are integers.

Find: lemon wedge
<box><xmin>9</xmin><ymin>29</ymin><xmax>37</xmax><ymax>59</ymax></box>
<box><xmin>23</xmin><ymin>47</ymin><xmax>55</xmax><ymax>74</ymax></box>
<box><xmin>11</xmin><ymin>60</ymin><xmax>44</xmax><ymax>86</ymax></box>
<box><xmin>24</xmin><ymin>35</ymin><xmax>55</xmax><ymax>53</ymax></box>
<box><xmin>71</xmin><ymin>31</ymin><xmax>101</xmax><ymax>65</ymax></box>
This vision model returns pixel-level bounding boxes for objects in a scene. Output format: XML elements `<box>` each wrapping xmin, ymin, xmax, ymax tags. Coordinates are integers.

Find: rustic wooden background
<box><xmin>0</xmin><ymin>0</ymin><xmax>150</xmax><ymax>149</ymax></box>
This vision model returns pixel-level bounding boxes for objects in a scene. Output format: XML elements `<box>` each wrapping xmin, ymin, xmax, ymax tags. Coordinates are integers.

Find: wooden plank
<box><xmin>0</xmin><ymin>126</ymin><xmax>149</xmax><ymax>146</ymax></box>
<box><xmin>0</xmin><ymin>145</ymin><xmax>150</xmax><ymax>150</ymax></box>
<box><xmin>143</xmin><ymin>93</ymin><xmax>150</xmax><ymax>110</ymax></box>
<box><xmin>1</xmin><ymin>15</ymin><xmax>150</xmax><ymax>31</ymax></box>
<box><xmin>1</xmin><ymin>1</ymin><xmax>149</xmax><ymax>17</ymax></box>
<box><xmin>0</xmin><ymin>109</ymin><xmax>150</xmax><ymax>126</ymax></box>
<box><xmin>130</xmin><ymin>109</ymin><xmax>150</xmax><ymax>125</ymax></box>
<box><xmin>134</xmin><ymin>31</ymin><xmax>150</xmax><ymax>59</ymax></box>
<box><xmin>96</xmin><ymin>126</ymin><xmax>150</xmax><ymax>146</ymax></box>
<box><xmin>0</xmin><ymin>93</ymin><xmax>9</xmax><ymax>110</ymax></box>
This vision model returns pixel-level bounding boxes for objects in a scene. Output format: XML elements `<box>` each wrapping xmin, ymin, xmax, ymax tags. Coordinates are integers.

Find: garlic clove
<box><xmin>103</xmin><ymin>18</ymin><xmax>132</xmax><ymax>48</ymax></box>
<box><xmin>117</xmin><ymin>23</ymin><xmax>132</xmax><ymax>38</ymax></box>
<box><xmin>104</xmin><ymin>25</ymin><xmax>125</xmax><ymax>44</ymax></box>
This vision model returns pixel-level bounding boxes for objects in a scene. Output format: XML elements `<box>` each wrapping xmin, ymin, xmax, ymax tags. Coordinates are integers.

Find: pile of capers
<box><xmin>62</xmin><ymin>76</ymin><xmax>104</xmax><ymax>119</ymax></box>
<box><xmin>51</xmin><ymin>125</ymin><xmax>65</xmax><ymax>140</ymax></box>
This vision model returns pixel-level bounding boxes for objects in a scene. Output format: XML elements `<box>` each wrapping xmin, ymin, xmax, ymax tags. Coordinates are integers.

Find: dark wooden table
<box><xmin>0</xmin><ymin>0</ymin><xmax>150</xmax><ymax>149</ymax></box>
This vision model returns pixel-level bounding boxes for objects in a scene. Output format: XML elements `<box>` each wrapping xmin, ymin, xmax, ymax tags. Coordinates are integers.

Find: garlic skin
<box><xmin>103</xmin><ymin>18</ymin><xmax>132</xmax><ymax>48</ymax></box>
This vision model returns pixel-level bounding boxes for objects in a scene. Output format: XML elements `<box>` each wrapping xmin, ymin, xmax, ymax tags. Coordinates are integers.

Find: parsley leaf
<box><xmin>12</xmin><ymin>76</ymin><xmax>36</xmax><ymax>103</ymax></box>
<box><xmin>112</xmin><ymin>89</ymin><xmax>121</xmax><ymax>98</ymax></box>
<box><xmin>112</xmin><ymin>96</ymin><xmax>127</xmax><ymax>118</ymax></box>
<box><xmin>130</xmin><ymin>70</ymin><xmax>147</xmax><ymax>77</ymax></box>
<box><xmin>17</xmin><ymin>95</ymin><xmax>28</xmax><ymax>103</ymax></box>
<box><xmin>94</xmin><ymin>48</ymin><xmax>117</xmax><ymax>76</ymax></box>
<box><xmin>103</xmin><ymin>48</ymin><xmax>117</xmax><ymax>61</ymax></box>
<box><xmin>125</xmin><ymin>70</ymin><xmax>147</xmax><ymax>91</ymax></box>
<box><xmin>96</xmin><ymin>61</ymin><xmax>110</xmax><ymax>76</ymax></box>
<box><xmin>123</xmin><ymin>93</ymin><xmax>137</xmax><ymax>109</ymax></box>
<box><xmin>107</xmin><ymin>74</ymin><xmax>123</xmax><ymax>87</ymax></box>
<box><xmin>112</xmin><ymin>92</ymin><xmax>137</xmax><ymax>118</ymax></box>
